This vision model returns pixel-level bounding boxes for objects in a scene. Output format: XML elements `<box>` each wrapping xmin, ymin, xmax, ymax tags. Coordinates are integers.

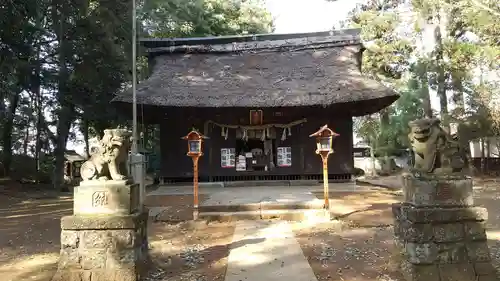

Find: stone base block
<box><xmin>74</xmin><ymin>180</ymin><xmax>140</xmax><ymax>215</ymax></box>
<box><xmin>402</xmin><ymin>173</ymin><xmax>473</xmax><ymax>207</ymax></box>
<box><xmin>52</xmin><ymin>212</ymin><xmax>149</xmax><ymax>281</ymax></box>
<box><xmin>400</xmin><ymin>260</ymin><xmax>498</xmax><ymax>281</ymax></box>
<box><xmin>399</xmin><ymin>260</ymin><xmax>498</xmax><ymax>281</ymax></box>
<box><xmin>393</xmin><ymin>203</ymin><xmax>498</xmax><ymax>281</ymax></box>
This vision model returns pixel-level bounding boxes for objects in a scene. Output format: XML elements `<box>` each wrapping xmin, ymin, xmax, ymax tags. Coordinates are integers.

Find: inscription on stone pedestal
<box><xmin>436</xmin><ymin>183</ymin><xmax>451</xmax><ymax>200</ymax></box>
<box><xmin>74</xmin><ymin>182</ymin><xmax>139</xmax><ymax>215</ymax></box>
<box><xmin>92</xmin><ymin>191</ymin><xmax>109</xmax><ymax>207</ymax></box>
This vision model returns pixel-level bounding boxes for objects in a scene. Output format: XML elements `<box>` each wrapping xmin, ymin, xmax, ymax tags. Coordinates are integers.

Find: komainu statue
<box><xmin>408</xmin><ymin>118</ymin><xmax>465</xmax><ymax>174</ymax></box>
<box><xmin>80</xmin><ymin>128</ymin><xmax>132</xmax><ymax>181</ymax></box>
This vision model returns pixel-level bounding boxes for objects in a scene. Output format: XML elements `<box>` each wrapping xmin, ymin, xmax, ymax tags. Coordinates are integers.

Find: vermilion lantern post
<box><xmin>182</xmin><ymin>130</ymin><xmax>208</xmax><ymax>220</ymax></box>
<box><xmin>309</xmin><ymin>125</ymin><xmax>339</xmax><ymax>209</ymax></box>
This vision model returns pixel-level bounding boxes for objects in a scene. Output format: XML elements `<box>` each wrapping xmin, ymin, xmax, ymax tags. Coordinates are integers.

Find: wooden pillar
<box><xmin>192</xmin><ymin>156</ymin><xmax>200</xmax><ymax>220</ymax></box>
<box><xmin>322</xmin><ymin>155</ymin><xmax>329</xmax><ymax>209</ymax></box>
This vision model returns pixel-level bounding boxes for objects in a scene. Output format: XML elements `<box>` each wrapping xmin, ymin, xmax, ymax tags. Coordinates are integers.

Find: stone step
<box><xmin>223</xmin><ymin>180</ymin><xmax>320</xmax><ymax>187</ymax></box>
<box><xmin>199</xmin><ymin>201</ymin><xmax>324</xmax><ymax>212</ymax></box>
<box><xmin>199</xmin><ymin>209</ymin><xmax>330</xmax><ymax>222</ymax></box>
<box><xmin>159</xmin><ymin>180</ymin><xmax>321</xmax><ymax>188</ymax></box>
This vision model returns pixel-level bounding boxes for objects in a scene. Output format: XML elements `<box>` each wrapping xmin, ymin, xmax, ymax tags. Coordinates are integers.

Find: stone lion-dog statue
<box><xmin>80</xmin><ymin>128</ymin><xmax>132</xmax><ymax>181</ymax></box>
<box><xmin>408</xmin><ymin>118</ymin><xmax>465</xmax><ymax>175</ymax></box>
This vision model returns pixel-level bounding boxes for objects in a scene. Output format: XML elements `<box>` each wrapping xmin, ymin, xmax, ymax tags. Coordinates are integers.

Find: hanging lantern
<box><xmin>318</xmin><ymin>136</ymin><xmax>332</xmax><ymax>152</ymax></box>
<box><xmin>181</xmin><ymin>130</ymin><xmax>208</xmax><ymax>157</ymax></box>
<box><xmin>309</xmin><ymin>125</ymin><xmax>339</xmax><ymax>156</ymax></box>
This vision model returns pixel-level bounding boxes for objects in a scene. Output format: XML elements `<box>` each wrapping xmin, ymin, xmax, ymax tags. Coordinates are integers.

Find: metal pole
<box><xmin>131</xmin><ymin>0</ymin><xmax>138</xmax><ymax>154</ymax></box>
<box><xmin>131</xmin><ymin>0</ymin><xmax>143</xmax><ymax>212</ymax></box>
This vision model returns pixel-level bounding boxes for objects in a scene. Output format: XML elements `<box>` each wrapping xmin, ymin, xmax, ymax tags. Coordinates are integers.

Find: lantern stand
<box><xmin>182</xmin><ymin>130</ymin><xmax>209</xmax><ymax>220</ymax></box>
<box><xmin>309</xmin><ymin>125</ymin><xmax>339</xmax><ymax>209</ymax></box>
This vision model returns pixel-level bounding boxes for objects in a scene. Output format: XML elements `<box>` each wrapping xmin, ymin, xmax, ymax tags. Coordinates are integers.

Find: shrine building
<box><xmin>112</xmin><ymin>28</ymin><xmax>399</xmax><ymax>183</ymax></box>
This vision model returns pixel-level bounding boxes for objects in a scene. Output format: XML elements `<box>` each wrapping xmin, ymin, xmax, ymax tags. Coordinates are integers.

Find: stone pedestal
<box><xmin>393</xmin><ymin>173</ymin><xmax>498</xmax><ymax>281</ymax></box>
<box><xmin>74</xmin><ymin>180</ymin><xmax>140</xmax><ymax>215</ymax></box>
<box><xmin>52</xmin><ymin>180</ymin><xmax>149</xmax><ymax>281</ymax></box>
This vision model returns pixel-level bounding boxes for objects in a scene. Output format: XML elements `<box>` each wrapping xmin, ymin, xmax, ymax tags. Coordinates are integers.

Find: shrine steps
<box><xmin>199</xmin><ymin>209</ymin><xmax>330</xmax><ymax>222</ymax></box>
<box><xmin>198</xmin><ymin>202</ymin><xmax>330</xmax><ymax>222</ymax></box>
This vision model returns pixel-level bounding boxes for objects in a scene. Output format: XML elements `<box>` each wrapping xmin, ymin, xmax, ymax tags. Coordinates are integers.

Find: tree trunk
<box><xmin>416</xmin><ymin>19</ymin><xmax>433</xmax><ymax>119</ymax></box>
<box><xmin>449</xmin><ymin>6</ymin><xmax>466</xmax><ymax>121</ymax></box>
<box><xmin>23</xmin><ymin>124</ymin><xmax>30</xmax><ymax>155</ymax></box>
<box><xmin>451</xmin><ymin>72</ymin><xmax>465</xmax><ymax>119</ymax></box>
<box><xmin>34</xmin><ymin>3</ymin><xmax>43</xmax><ymax>180</ymax></box>
<box><xmin>420</xmin><ymin>70</ymin><xmax>433</xmax><ymax>118</ymax></box>
<box><xmin>2</xmin><ymin>93</ymin><xmax>20</xmax><ymax>176</ymax></box>
<box><xmin>34</xmin><ymin>86</ymin><xmax>43</xmax><ymax>178</ymax></box>
<box><xmin>480</xmin><ymin>138</ymin><xmax>485</xmax><ymax>175</ymax></box>
<box><xmin>52</xmin><ymin>0</ymin><xmax>75</xmax><ymax>191</ymax></box>
<box><xmin>23</xmin><ymin>95</ymin><xmax>32</xmax><ymax>156</ymax></box>
<box><xmin>434</xmin><ymin>25</ymin><xmax>449</xmax><ymax>129</ymax></box>
<box><xmin>486</xmin><ymin>138</ymin><xmax>490</xmax><ymax>172</ymax></box>
<box><xmin>83</xmin><ymin>118</ymin><xmax>90</xmax><ymax>157</ymax></box>
<box><xmin>53</xmin><ymin>106</ymin><xmax>74</xmax><ymax>190</ymax></box>
<box><xmin>379</xmin><ymin>109</ymin><xmax>390</xmax><ymax>156</ymax></box>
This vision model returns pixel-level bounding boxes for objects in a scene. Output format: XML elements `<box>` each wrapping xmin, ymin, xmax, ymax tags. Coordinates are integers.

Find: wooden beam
<box><xmin>146</xmin><ymin>36</ymin><xmax>361</xmax><ymax>54</ymax></box>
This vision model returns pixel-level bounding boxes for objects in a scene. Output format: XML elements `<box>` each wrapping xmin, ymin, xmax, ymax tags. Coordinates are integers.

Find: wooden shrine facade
<box><xmin>112</xmin><ymin>28</ymin><xmax>399</xmax><ymax>182</ymax></box>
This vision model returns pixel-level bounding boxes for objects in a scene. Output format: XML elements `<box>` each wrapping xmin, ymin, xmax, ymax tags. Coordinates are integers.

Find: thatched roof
<box><xmin>113</xmin><ymin>29</ymin><xmax>398</xmax><ymax>112</ymax></box>
<box><xmin>64</xmin><ymin>150</ymin><xmax>86</xmax><ymax>162</ymax></box>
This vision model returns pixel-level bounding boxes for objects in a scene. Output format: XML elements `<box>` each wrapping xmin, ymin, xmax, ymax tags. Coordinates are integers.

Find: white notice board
<box><xmin>220</xmin><ymin>148</ymin><xmax>235</xmax><ymax>168</ymax></box>
<box><xmin>277</xmin><ymin>147</ymin><xmax>292</xmax><ymax>167</ymax></box>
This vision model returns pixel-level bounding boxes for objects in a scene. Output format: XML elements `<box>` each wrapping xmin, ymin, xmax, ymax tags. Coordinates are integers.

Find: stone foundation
<box><xmin>393</xmin><ymin>173</ymin><xmax>498</xmax><ymax>281</ymax></box>
<box><xmin>52</xmin><ymin>212</ymin><xmax>149</xmax><ymax>281</ymax></box>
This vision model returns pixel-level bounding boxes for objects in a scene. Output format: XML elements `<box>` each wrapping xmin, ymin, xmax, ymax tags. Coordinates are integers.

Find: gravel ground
<box><xmin>296</xmin><ymin>178</ymin><xmax>500</xmax><ymax>281</ymax></box>
<box><xmin>0</xmin><ymin>191</ymin><xmax>234</xmax><ymax>281</ymax></box>
<box><xmin>145</xmin><ymin>194</ymin><xmax>209</xmax><ymax>222</ymax></box>
<box><xmin>145</xmin><ymin>221</ymin><xmax>235</xmax><ymax>281</ymax></box>
<box><xmin>293</xmin><ymin>222</ymin><xmax>403</xmax><ymax>281</ymax></box>
<box><xmin>2</xmin><ymin>179</ymin><xmax>500</xmax><ymax>281</ymax></box>
<box><xmin>144</xmin><ymin>194</ymin><xmax>235</xmax><ymax>281</ymax></box>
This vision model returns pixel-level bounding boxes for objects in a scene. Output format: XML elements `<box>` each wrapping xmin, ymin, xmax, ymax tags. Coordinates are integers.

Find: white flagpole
<box><xmin>130</xmin><ymin>0</ymin><xmax>145</xmax><ymax>212</ymax></box>
<box><xmin>131</xmin><ymin>0</ymin><xmax>138</xmax><ymax>154</ymax></box>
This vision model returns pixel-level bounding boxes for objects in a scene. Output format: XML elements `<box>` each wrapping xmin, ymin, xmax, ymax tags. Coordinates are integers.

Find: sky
<box><xmin>264</xmin><ymin>0</ymin><xmax>365</xmax><ymax>33</ymax></box>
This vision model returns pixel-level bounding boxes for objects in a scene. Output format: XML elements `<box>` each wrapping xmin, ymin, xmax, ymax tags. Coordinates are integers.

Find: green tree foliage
<box><xmin>348</xmin><ymin>0</ymin><xmax>500</xmax><ymax>161</ymax></box>
<box><xmin>0</xmin><ymin>0</ymin><xmax>274</xmax><ymax>185</ymax></box>
<box><xmin>140</xmin><ymin>0</ymin><xmax>274</xmax><ymax>37</ymax></box>
<box><xmin>355</xmin><ymin>79</ymin><xmax>426</xmax><ymax>155</ymax></box>
<box><xmin>346</xmin><ymin>0</ymin><xmax>417</xmax><ymax>153</ymax></box>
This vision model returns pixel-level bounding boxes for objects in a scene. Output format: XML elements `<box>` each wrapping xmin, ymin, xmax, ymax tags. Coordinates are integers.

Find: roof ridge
<box><xmin>146</xmin><ymin>38</ymin><xmax>361</xmax><ymax>55</ymax></box>
<box><xmin>142</xmin><ymin>28</ymin><xmax>362</xmax><ymax>54</ymax></box>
